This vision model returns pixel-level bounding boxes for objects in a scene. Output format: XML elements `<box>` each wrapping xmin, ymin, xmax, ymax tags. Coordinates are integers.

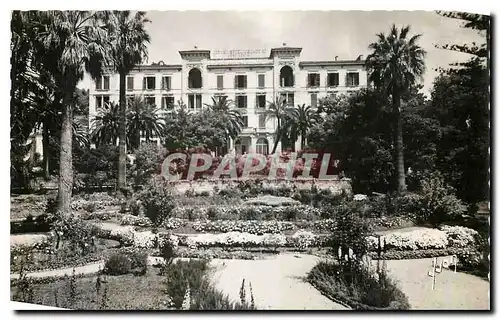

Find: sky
<box><xmin>80</xmin><ymin>10</ymin><xmax>486</xmax><ymax>95</ymax></box>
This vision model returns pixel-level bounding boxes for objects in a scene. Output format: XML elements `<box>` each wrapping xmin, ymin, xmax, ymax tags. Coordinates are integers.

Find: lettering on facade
<box><xmin>212</xmin><ymin>49</ymin><xmax>268</xmax><ymax>59</ymax></box>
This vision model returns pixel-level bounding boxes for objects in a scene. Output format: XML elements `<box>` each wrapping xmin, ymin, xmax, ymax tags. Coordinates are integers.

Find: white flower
<box><xmin>353</xmin><ymin>194</ymin><xmax>368</xmax><ymax>201</ymax></box>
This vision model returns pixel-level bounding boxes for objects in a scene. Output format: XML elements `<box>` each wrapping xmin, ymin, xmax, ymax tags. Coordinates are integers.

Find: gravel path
<box><xmin>383</xmin><ymin>257</ymin><xmax>490</xmax><ymax>310</ymax></box>
<box><xmin>11</xmin><ymin>253</ymin><xmax>489</xmax><ymax>310</ymax></box>
<box><xmin>209</xmin><ymin>253</ymin><xmax>350</xmax><ymax>310</ymax></box>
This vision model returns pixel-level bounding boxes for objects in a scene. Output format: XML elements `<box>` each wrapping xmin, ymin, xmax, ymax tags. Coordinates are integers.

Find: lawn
<box><xmin>12</xmin><ymin>268</ymin><xmax>168</xmax><ymax>310</ymax></box>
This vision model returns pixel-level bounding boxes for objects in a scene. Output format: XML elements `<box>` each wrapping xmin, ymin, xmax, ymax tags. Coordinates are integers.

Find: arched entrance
<box><xmin>279</xmin><ymin>65</ymin><xmax>294</xmax><ymax>87</ymax></box>
<box><xmin>188</xmin><ymin>68</ymin><xmax>202</xmax><ymax>88</ymax></box>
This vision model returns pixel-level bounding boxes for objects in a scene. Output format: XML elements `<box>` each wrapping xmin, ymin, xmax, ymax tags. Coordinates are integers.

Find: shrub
<box><xmin>104</xmin><ymin>252</ymin><xmax>133</xmax><ymax>275</ymax></box>
<box><xmin>291</xmin><ymin>230</ymin><xmax>316</xmax><ymax>250</ymax></box>
<box><xmin>119</xmin><ymin>214</ymin><xmax>152</xmax><ymax>227</ymax></box>
<box><xmin>367</xmin><ymin>229</ymin><xmax>448</xmax><ymax>251</ymax></box>
<box><xmin>190</xmin><ymin>281</ymin><xmax>256</xmax><ymax>310</ymax></box>
<box><xmin>129</xmin><ymin>144</ymin><xmax>168</xmax><ymax>186</ymax></box>
<box><xmin>440</xmin><ymin>225</ymin><xmax>478</xmax><ymax>248</ymax></box>
<box><xmin>164</xmin><ymin>259</ymin><xmax>209</xmax><ymax>309</ymax></box>
<box><xmin>51</xmin><ymin>215</ymin><xmax>100</xmax><ymax>255</ymax></box>
<box><xmin>328</xmin><ymin>206</ymin><xmax>370</xmax><ymax>258</ymax></box>
<box><xmin>138</xmin><ymin>177</ymin><xmax>176</xmax><ymax>227</ymax></box>
<box><xmin>417</xmin><ymin>172</ymin><xmax>467</xmax><ymax>226</ymax></box>
<box><xmin>307</xmin><ymin>261</ymin><xmax>410</xmax><ymax>310</ymax></box>
<box><xmin>103</xmin><ymin>249</ymin><xmax>148</xmax><ymax>275</ymax></box>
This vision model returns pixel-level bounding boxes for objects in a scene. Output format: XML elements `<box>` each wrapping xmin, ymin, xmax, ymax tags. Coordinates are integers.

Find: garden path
<box><xmin>11</xmin><ymin>253</ymin><xmax>489</xmax><ymax>310</ymax></box>
<box><xmin>383</xmin><ymin>257</ymin><xmax>490</xmax><ymax>310</ymax></box>
<box><xmin>209</xmin><ymin>253</ymin><xmax>350</xmax><ymax>310</ymax></box>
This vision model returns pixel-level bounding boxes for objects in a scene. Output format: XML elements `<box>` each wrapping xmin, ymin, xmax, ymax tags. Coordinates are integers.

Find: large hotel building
<box><xmin>89</xmin><ymin>45</ymin><xmax>367</xmax><ymax>155</ymax></box>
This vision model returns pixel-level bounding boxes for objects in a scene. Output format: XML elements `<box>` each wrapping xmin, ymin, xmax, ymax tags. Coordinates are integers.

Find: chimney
<box><xmin>335</xmin><ymin>56</ymin><xmax>338</xmax><ymax>61</ymax></box>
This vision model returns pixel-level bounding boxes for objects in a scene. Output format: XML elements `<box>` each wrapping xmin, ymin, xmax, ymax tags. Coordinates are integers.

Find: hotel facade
<box><xmin>89</xmin><ymin>46</ymin><xmax>367</xmax><ymax>155</ymax></box>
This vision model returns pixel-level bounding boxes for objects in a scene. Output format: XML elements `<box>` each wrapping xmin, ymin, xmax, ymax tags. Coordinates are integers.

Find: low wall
<box><xmin>166</xmin><ymin>178</ymin><xmax>352</xmax><ymax>196</ymax></box>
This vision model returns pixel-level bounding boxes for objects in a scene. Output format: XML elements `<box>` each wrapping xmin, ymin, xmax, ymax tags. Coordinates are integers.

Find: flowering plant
<box><xmin>367</xmin><ymin>229</ymin><xmax>448</xmax><ymax>251</ymax></box>
<box><xmin>440</xmin><ymin>225</ymin><xmax>479</xmax><ymax>248</ymax></box>
<box><xmin>291</xmin><ymin>230</ymin><xmax>317</xmax><ymax>250</ymax></box>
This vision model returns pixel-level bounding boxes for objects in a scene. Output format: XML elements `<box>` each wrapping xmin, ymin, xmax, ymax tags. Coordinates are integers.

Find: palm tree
<box><xmin>204</xmin><ymin>95</ymin><xmax>243</xmax><ymax>154</ymax></box>
<box><xmin>37</xmin><ymin>11</ymin><xmax>108</xmax><ymax>214</ymax></box>
<box><xmin>290</xmin><ymin>104</ymin><xmax>319</xmax><ymax>150</ymax></box>
<box><xmin>265</xmin><ymin>96</ymin><xmax>297</xmax><ymax>154</ymax></box>
<box><xmin>127</xmin><ymin>95</ymin><xmax>165</xmax><ymax>150</ymax></box>
<box><xmin>90</xmin><ymin>101</ymin><xmax>120</xmax><ymax>147</ymax></box>
<box><xmin>101</xmin><ymin>11</ymin><xmax>150</xmax><ymax>194</ymax></box>
<box><xmin>366</xmin><ymin>24</ymin><xmax>426</xmax><ymax>194</ymax></box>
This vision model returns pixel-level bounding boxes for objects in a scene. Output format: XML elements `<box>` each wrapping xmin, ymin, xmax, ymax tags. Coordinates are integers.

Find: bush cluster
<box><xmin>307</xmin><ymin>261</ymin><xmax>410</xmax><ymax>310</ymax></box>
<box><xmin>136</xmin><ymin>178</ymin><xmax>176</xmax><ymax>226</ymax></box>
<box><xmin>103</xmin><ymin>248</ymin><xmax>148</xmax><ymax>275</ymax></box>
<box><xmin>171</xmin><ymin>204</ymin><xmax>321</xmax><ymax>221</ymax></box>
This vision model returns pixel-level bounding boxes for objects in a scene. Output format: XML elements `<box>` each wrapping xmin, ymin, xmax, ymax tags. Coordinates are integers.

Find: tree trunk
<box><xmin>271</xmin><ymin>119</ymin><xmax>280</xmax><ymax>154</ymax></box>
<box><xmin>57</xmin><ymin>91</ymin><xmax>74</xmax><ymax>214</ymax></box>
<box><xmin>393</xmin><ymin>90</ymin><xmax>407</xmax><ymax>195</ymax></box>
<box><xmin>42</xmin><ymin>119</ymin><xmax>50</xmax><ymax>180</ymax></box>
<box><xmin>301</xmin><ymin>134</ymin><xmax>306</xmax><ymax>150</ymax></box>
<box><xmin>118</xmin><ymin>71</ymin><xmax>127</xmax><ymax>194</ymax></box>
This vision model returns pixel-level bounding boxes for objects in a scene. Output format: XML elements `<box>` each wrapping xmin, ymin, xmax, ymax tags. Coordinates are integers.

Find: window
<box><xmin>161</xmin><ymin>95</ymin><xmax>175</xmax><ymax>109</ymax></box>
<box><xmin>258</xmin><ymin>114</ymin><xmax>266</xmax><ymax>128</ymax></box>
<box><xmin>280</xmin><ymin>66</ymin><xmax>294</xmax><ymax>87</ymax></box>
<box><xmin>256</xmin><ymin>94</ymin><xmax>266</xmax><ymax>109</ymax></box>
<box><xmin>236</xmin><ymin>95</ymin><xmax>247</xmax><ymax>108</ymax></box>
<box><xmin>217</xmin><ymin>75</ymin><xmax>224</xmax><ymax>90</ymax></box>
<box><xmin>242</xmin><ymin>116</ymin><xmax>248</xmax><ymax>128</ymax></box>
<box><xmin>235</xmin><ymin>75</ymin><xmax>247</xmax><ymax>89</ymax></box>
<box><xmin>311</xmin><ymin>93</ymin><xmax>318</xmax><ymax>107</ymax></box>
<box><xmin>258</xmin><ymin>74</ymin><xmax>265</xmax><ymax>88</ymax></box>
<box><xmin>143</xmin><ymin>76</ymin><xmax>156</xmax><ymax>90</ymax></box>
<box><xmin>188</xmin><ymin>69</ymin><xmax>202</xmax><ymax>88</ymax></box>
<box><xmin>161</xmin><ymin>76</ymin><xmax>171</xmax><ymax>90</ymax></box>
<box><xmin>327</xmin><ymin>73</ymin><xmax>339</xmax><ymax>87</ymax></box>
<box><xmin>346</xmin><ymin>72</ymin><xmax>359</xmax><ymax>87</ymax></box>
<box><xmin>126</xmin><ymin>76</ymin><xmax>134</xmax><ymax>91</ymax></box>
<box><xmin>145</xmin><ymin>95</ymin><xmax>156</xmax><ymax>106</ymax></box>
<box><xmin>308</xmin><ymin>73</ymin><xmax>320</xmax><ymax>87</ymax></box>
<box><xmin>280</xmin><ymin>92</ymin><xmax>294</xmax><ymax>106</ymax></box>
<box><xmin>188</xmin><ymin>94</ymin><xmax>202</xmax><ymax>109</ymax></box>
<box><xmin>95</xmin><ymin>75</ymin><xmax>110</xmax><ymax>90</ymax></box>
<box><xmin>256</xmin><ymin>138</ymin><xmax>269</xmax><ymax>155</ymax></box>
<box><xmin>95</xmin><ymin>95</ymin><xmax>110</xmax><ymax>109</ymax></box>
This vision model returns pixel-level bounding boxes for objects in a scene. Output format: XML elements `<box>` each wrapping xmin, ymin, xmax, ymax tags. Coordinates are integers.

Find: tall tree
<box><xmin>366</xmin><ymin>24</ymin><xmax>426</xmax><ymax>195</ymax></box>
<box><xmin>430</xmin><ymin>12</ymin><xmax>490</xmax><ymax>203</ymax></box>
<box><xmin>90</xmin><ymin>101</ymin><xmax>120</xmax><ymax>147</ymax></box>
<box><xmin>127</xmin><ymin>95</ymin><xmax>164</xmax><ymax>149</ymax></box>
<box><xmin>204</xmin><ymin>95</ymin><xmax>243</xmax><ymax>153</ymax></box>
<box><xmin>37</xmin><ymin>11</ymin><xmax>108</xmax><ymax>213</ymax></box>
<box><xmin>289</xmin><ymin>104</ymin><xmax>318</xmax><ymax>150</ymax></box>
<box><xmin>265</xmin><ymin>96</ymin><xmax>296</xmax><ymax>154</ymax></box>
<box><xmin>101</xmin><ymin>11</ymin><xmax>150</xmax><ymax>195</ymax></box>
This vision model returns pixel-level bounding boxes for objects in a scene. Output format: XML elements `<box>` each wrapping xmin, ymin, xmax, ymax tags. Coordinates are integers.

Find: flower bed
<box><xmin>439</xmin><ymin>225</ymin><xmax>478</xmax><ymax>248</ymax></box>
<box><xmin>307</xmin><ymin>261</ymin><xmax>410</xmax><ymax>310</ymax></box>
<box><xmin>367</xmin><ymin>229</ymin><xmax>448</xmax><ymax>251</ymax></box>
<box><xmin>181</xmin><ymin>232</ymin><xmax>286</xmax><ymax>249</ymax></box>
<box><xmin>171</xmin><ymin>205</ymin><xmax>321</xmax><ymax>221</ymax></box>
<box><xmin>191</xmin><ymin>220</ymin><xmax>294</xmax><ymax>234</ymax></box>
<box><xmin>368</xmin><ymin>248</ymin><xmax>467</xmax><ymax>260</ymax></box>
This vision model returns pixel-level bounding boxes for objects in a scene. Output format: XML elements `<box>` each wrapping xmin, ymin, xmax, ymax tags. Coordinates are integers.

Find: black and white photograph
<box><xmin>8</xmin><ymin>7</ymin><xmax>491</xmax><ymax>311</ymax></box>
